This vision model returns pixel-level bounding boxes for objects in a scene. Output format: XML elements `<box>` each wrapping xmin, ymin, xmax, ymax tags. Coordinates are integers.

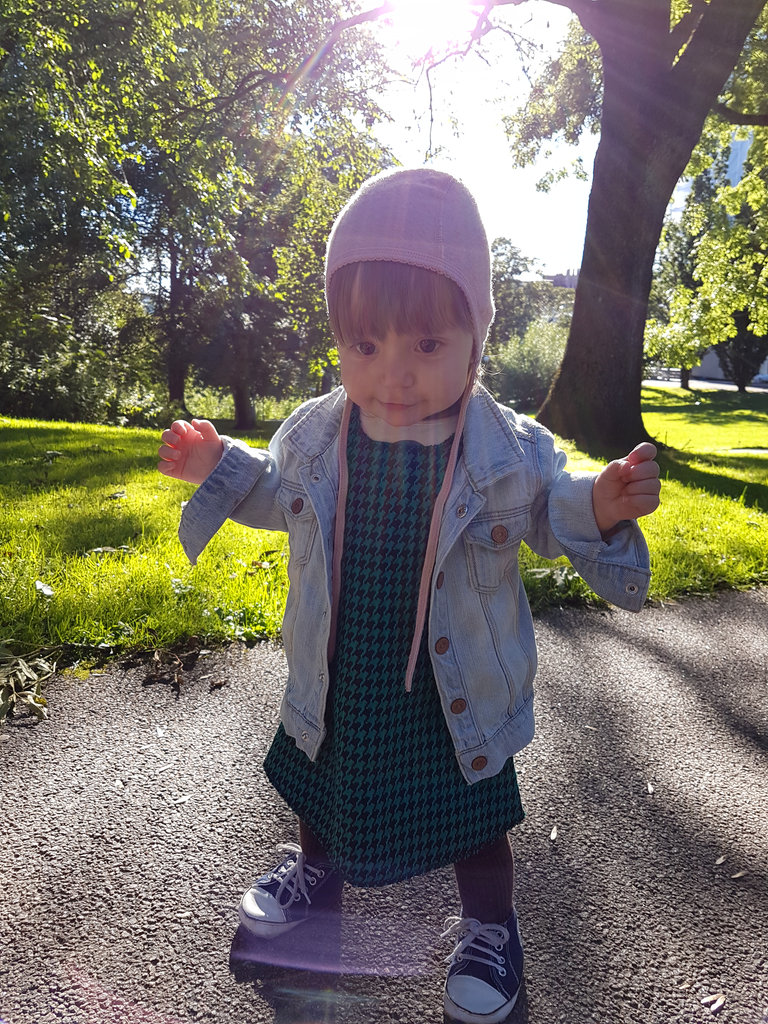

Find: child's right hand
<box><xmin>157</xmin><ymin>419</ymin><xmax>224</xmax><ymax>485</ymax></box>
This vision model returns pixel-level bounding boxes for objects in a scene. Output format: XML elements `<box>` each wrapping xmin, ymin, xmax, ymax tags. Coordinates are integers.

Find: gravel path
<box><xmin>2</xmin><ymin>588</ymin><xmax>767</xmax><ymax>1024</ymax></box>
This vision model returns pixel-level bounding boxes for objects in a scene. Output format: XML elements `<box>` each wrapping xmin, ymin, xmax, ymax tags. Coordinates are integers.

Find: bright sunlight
<box><xmin>380</xmin><ymin>0</ymin><xmax>486</xmax><ymax>61</ymax></box>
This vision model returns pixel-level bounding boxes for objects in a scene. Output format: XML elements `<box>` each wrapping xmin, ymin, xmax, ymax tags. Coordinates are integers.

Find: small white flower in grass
<box><xmin>34</xmin><ymin>580</ymin><xmax>54</xmax><ymax>598</ymax></box>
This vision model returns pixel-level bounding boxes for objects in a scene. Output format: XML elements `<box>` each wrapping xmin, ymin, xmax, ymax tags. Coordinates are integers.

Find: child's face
<box><xmin>338</xmin><ymin>324</ymin><xmax>474</xmax><ymax>428</ymax></box>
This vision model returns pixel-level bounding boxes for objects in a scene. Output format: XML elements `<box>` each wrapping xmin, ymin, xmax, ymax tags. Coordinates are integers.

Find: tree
<box><xmin>505</xmin><ymin>0</ymin><xmax>768</xmax><ymax>454</ymax></box>
<box><xmin>1</xmin><ymin>0</ymin><xmax>392</xmax><ymax>424</ymax></box>
<box><xmin>714</xmin><ymin>311</ymin><xmax>768</xmax><ymax>390</ymax></box>
<box><xmin>646</xmin><ymin>155</ymin><xmax>768</xmax><ymax>392</ymax></box>
<box><xmin>645</xmin><ymin>167</ymin><xmax>723</xmax><ymax>387</ymax></box>
<box><xmin>120</xmin><ymin>0</ymin><xmax>391</xmax><ymax>417</ymax></box>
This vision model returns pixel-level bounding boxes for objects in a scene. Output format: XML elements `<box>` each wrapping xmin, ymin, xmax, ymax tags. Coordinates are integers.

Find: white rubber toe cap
<box><xmin>240</xmin><ymin>888</ymin><xmax>287</xmax><ymax>926</ymax></box>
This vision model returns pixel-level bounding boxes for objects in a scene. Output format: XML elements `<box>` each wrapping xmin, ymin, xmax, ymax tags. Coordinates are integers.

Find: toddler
<box><xmin>158</xmin><ymin>168</ymin><xmax>660</xmax><ymax>1023</ymax></box>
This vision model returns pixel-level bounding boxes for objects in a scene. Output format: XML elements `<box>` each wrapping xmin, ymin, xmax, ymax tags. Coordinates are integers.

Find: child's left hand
<box><xmin>592</xmin><ymin>442</ymin><xmax>661</xmax><ymax>534</ymax></box>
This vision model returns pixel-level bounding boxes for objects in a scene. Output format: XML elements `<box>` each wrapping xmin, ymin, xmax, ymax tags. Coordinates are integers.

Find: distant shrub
<box><xmin>485</xmin><ymin>318</ymin><xmax>568</xmax><ymax>411</ymax></box>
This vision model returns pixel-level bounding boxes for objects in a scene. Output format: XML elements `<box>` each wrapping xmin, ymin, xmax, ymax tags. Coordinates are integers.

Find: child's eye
<box><xmin>353</xmin><ymin>341</ymin><xmax>377</xmax><ymax>356</ymax></box>
<box><xmin>417</xmin><ymin>338</ymin><xmax>440</xmax><ymax>353</ymax></box>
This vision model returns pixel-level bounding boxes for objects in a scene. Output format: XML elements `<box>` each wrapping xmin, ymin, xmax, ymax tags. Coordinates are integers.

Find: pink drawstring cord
<box><xmin>402</xmin><ymin>372</ymin><xmax>474</xmax><ymax>691</ymax></box>
<box><xmin>327</xmin><ymin>397</ymin><xmax>352</xmax><ymax>664</ymax></box>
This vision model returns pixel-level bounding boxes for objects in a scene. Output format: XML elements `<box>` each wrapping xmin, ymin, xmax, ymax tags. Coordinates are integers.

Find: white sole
<box><xmin>443</xmin><ymin>988</ymin><xmax>520</xmax><ymax>1024</ymax></box>
<box><xmin>237</xmin><ymin>905</ymin><xmax>303</xmax><ymax>938</ymax></box>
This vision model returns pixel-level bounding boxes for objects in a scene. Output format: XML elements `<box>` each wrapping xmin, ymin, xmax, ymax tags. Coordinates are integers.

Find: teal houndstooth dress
<box><xmin>264</xmin><ymin>405</ymin><xmax>524</xmax><ymax>886</ymax></box>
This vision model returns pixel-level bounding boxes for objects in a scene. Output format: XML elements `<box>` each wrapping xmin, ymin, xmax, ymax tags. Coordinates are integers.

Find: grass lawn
<box><xmin>1</xmin><ymin>385</ymin><xmax>766</xmax><ymax>689</ymax></box>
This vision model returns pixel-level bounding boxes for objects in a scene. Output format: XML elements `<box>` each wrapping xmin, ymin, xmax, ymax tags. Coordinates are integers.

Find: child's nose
<box><xmin>380</xmin><ymin>350</ymin><xmax>415</xmax><ymax>387</ymax></box>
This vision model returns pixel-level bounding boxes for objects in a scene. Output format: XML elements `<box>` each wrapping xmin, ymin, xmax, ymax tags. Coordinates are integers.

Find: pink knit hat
<box><xmin>325</xmin><ymin>167</ymin><xmax>494</xmax><ymax>356</ymax></box>
<box><xmin>324</xmin><ymin>168</ymin><xmax>495</xmax><ymax>691</ymax></box>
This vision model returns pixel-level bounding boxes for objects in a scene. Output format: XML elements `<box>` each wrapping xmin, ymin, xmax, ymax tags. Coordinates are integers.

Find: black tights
<box><xmin>299</xmin><ymin>820</ymin><xmax>515</xmax><ymax>925</ymax></box>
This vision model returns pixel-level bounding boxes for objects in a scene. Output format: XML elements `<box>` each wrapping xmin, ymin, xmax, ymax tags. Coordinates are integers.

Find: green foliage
<box><xmin>503</xmin><ymin>18</ymin><xmax>602</xmax><ymax>180</ymax></box>
<box><xmin>644</xmin><ymin>286</ymin><xmax>711</xmax><ymax>373</ymax></box>
<box><xmin>488</xmin><ymin>238</ymin><xmax>574</xmax><ymax>348</ymax></box>
<box><xmin>0</xmin><ymin>275</ymin><xmax>163</xmax><ymax>422</ymax></box>
<box><xmin>648</xmin><ymin>151</ymin><xmax>768</xmax><ymax>388</ymax></box>
<box><xmin>0</xmin><ymin>0</ymin><xmax>392</xmax><ymax>425</ymax></box>
<box><xmin>486</xmin><ymin>318</ymin><xmax>568</xmax><ymax>411</ymax></box>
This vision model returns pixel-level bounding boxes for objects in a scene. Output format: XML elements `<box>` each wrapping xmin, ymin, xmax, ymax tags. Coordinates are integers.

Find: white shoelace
<box><xmin>442</xmin><ymin>917</ymin><xmax>510</xmax><ymax>974</ymax></box>
<box><xmin>264</xmin><ymin>842</ymin><xmax>326</xmax><ymax>909</ymax></box>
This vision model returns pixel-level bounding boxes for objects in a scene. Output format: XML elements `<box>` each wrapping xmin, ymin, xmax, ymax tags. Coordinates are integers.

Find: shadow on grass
<box><xmin>0</xmin><ymin>432</ymin><xmax>157</xmax><ymax>490</ymax></box>
<box><xmin>642</xmin><ymin>385</ymin><xmax>768</xmax><ymax>424</ymax></box>
<box><xmin>0</xmin><ymin>419</ymin><xmax>279</xmax><ymax>491</ymax></box>
<box><xmin>657</xmin><ymin>449</ymin><xmax>768</xmax><ymax>512</ymax></box>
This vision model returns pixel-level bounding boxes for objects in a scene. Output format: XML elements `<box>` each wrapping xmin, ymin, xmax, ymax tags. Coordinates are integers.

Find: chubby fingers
<box><xmin>626</xmin><ymin>442</ymin><xmax>658</xmax><ymax>465</ymax></box>
<box><xmin>621</xmin><ymin>459</ymin><xmax>661</xmax><ymax>515</ymax></box>
<box><xmin>619</xmin><ymin>443</ymin><xmax>660</xmax><ymax>482</ymax></box>
<box><xmin>190</xmin><ymin>418</ymin><xmax>219</xmax><ymax>441</ymax></box>
<box><xmin>159</xmin><ymin>420</ymin><xmax>192</xmax><ymax>448</ymax></box>
<box><xmin>157</xmin><ymin>420</ymin><xmax>191</xmax><ymax>471</ymax></box>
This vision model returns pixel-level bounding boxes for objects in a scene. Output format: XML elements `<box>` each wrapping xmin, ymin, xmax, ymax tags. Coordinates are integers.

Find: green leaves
<box><xmin>504</xmin><ymin>19</ymin><xmax>602</xmax><ymax>173</ymax></box>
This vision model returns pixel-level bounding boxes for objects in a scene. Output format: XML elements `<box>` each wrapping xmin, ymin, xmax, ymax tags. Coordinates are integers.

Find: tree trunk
<box><xmin>166</xmin><ymin>233</ymin><xmax>189</xmax><ymax>409</ymax></box>
<box><xmin>680</xmin><ymin>367</ymin><xmax>691</xmax><ymax>389</ymax></box>
<box><xmin>167</xmin><ymin>347</ymin><xmax>188</xmax><ymax>409</ymax></box>
<box><xmin>232</xmin><ymin>379</ymin><xmax>257</xmax><ymax>430</ymax></box>
<box><xmin>537</xmin><ymin>0</ymin><xmax>767</xmax><ymax>456</ymax></box>
<box><xmin>538</xmin><ymin>76</ymin><xmax>690</xmax><ymax>453</ymax></box>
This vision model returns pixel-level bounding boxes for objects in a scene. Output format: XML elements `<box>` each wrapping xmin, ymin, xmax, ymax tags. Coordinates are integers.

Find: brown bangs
<box><xmin>328</xmin><ymin>261</ymin><xmax>472</xmax><ymax>346</ymax></box>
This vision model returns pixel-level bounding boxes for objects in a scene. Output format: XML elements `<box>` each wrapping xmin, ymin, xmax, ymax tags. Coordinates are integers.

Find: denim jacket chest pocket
<box><xmin>277</xmin><ymin>484</ymin><xmax>317</xmax><ymax>566</ymax></box>
<box><xmin>462</xmin><ymin>509</ymin><xmax>531</xmax><ymax>593</ymax></box>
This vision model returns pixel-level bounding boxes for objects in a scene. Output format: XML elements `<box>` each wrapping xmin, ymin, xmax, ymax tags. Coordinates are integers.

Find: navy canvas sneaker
<box><xmin>442</xmin><ymin>910</ymin><xmax>524</xmax><ymax>1023</ymax></box>
<box><xmin>238</xmin><ymin>843</ymin><xmax>342</xmax><ymax>938</ymax></box>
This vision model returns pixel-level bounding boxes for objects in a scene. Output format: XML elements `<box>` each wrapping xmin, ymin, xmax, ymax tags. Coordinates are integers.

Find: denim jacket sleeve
<box><xmin>524</xmin><ymin>427</ymin><xmax>651</xmax><ymax>611</ymax></box>
<box><xmin>178</xmin><ymin>435</ymin><xmax>286</xmax><ymax>565</ymax></box>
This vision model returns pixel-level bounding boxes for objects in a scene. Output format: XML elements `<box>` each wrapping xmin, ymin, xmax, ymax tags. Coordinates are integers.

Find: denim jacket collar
<box><xmin>279</xmin><ymin>384</ymin><xmax>527</xmax><ymax>489</ymax></box>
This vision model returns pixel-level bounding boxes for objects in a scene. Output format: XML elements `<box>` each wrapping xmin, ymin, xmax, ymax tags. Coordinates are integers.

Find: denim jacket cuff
<box><xmin>179</xmin><ymin>436</ymin><xmax>270</xmax><ymax>564</ymax></box>
<box><xmin>549</xmin><ymin>471</ymin><xmax>651</xmax><ymax>609</ymax></box>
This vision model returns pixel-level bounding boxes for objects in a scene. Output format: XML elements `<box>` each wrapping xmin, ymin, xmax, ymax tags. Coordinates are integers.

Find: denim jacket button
<box><xmin>471</xmin><ymin>756</ymin><xmax>487</xmax><ymax>772</ymax></box>
<box><xmin>435</xmin><ymin>571</ymin><xmax>445</xmax><ymax>589</ymax></box>
<box><xmin>626</xmin><ymin>582</ymin><xmax>639</xmax><ymax>594</ymax></box>
<box><xmin>291</xmin><ymin>497</ymin><xmax>304</xmax><ymax>514</ymax></box>
<box><xmin>435</xmin><ymin>636</ymin><xmax>450</xmax><ymax>655</ymax></box>
<box><xmin>456</xmin><ymin>504</ymin><xmax>468</xmax><ymax>518</ymax></box>
<box><xmin>450</xmin><ymin>698</ymin><xmax>467</xmax><ymax>714</ymax></box>
<box><xmin>491</xmin><ymin>524</ymin><xmax>509</xmax><ymax>544</ymax></box>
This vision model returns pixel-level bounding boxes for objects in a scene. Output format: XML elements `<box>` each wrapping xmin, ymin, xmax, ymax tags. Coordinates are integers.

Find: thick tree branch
<box><xmin>714</xmin><ymin>101</ymin><xmax>768</xmax><ymax>127</ymax></box>
<box><xmin>490</xmin><ymin>0</ymin><xmax>596</xmax><ymax>17</ymax></box>
<box><xmin>668</xmin><ymin>0</ymin><xmax>707</xmax><ymax>61</ymax></box>
<box><xmin>673</xmin><ymin>0</ymin><xmax>767</xmax><ymax>100</ymax></box>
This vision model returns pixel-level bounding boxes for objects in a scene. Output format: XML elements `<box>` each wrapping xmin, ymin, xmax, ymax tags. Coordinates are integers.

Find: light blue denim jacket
<box><xmin>179</xmin><ymin>385</ymin><xmax>651</xmax><ymax>784</ymax></box>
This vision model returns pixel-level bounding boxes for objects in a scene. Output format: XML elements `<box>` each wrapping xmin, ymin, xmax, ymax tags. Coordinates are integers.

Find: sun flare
<box><xmin>381</xmin><ymin>0</ymin><xmax>484</xmax><ymax>62</ymax></box>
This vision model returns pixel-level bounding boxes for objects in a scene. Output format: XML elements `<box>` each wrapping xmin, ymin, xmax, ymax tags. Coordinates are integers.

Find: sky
<box><xmin>369</xmin><ymin>1</ymin><xmax>598</xmax><ymax>275</ymax></box>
